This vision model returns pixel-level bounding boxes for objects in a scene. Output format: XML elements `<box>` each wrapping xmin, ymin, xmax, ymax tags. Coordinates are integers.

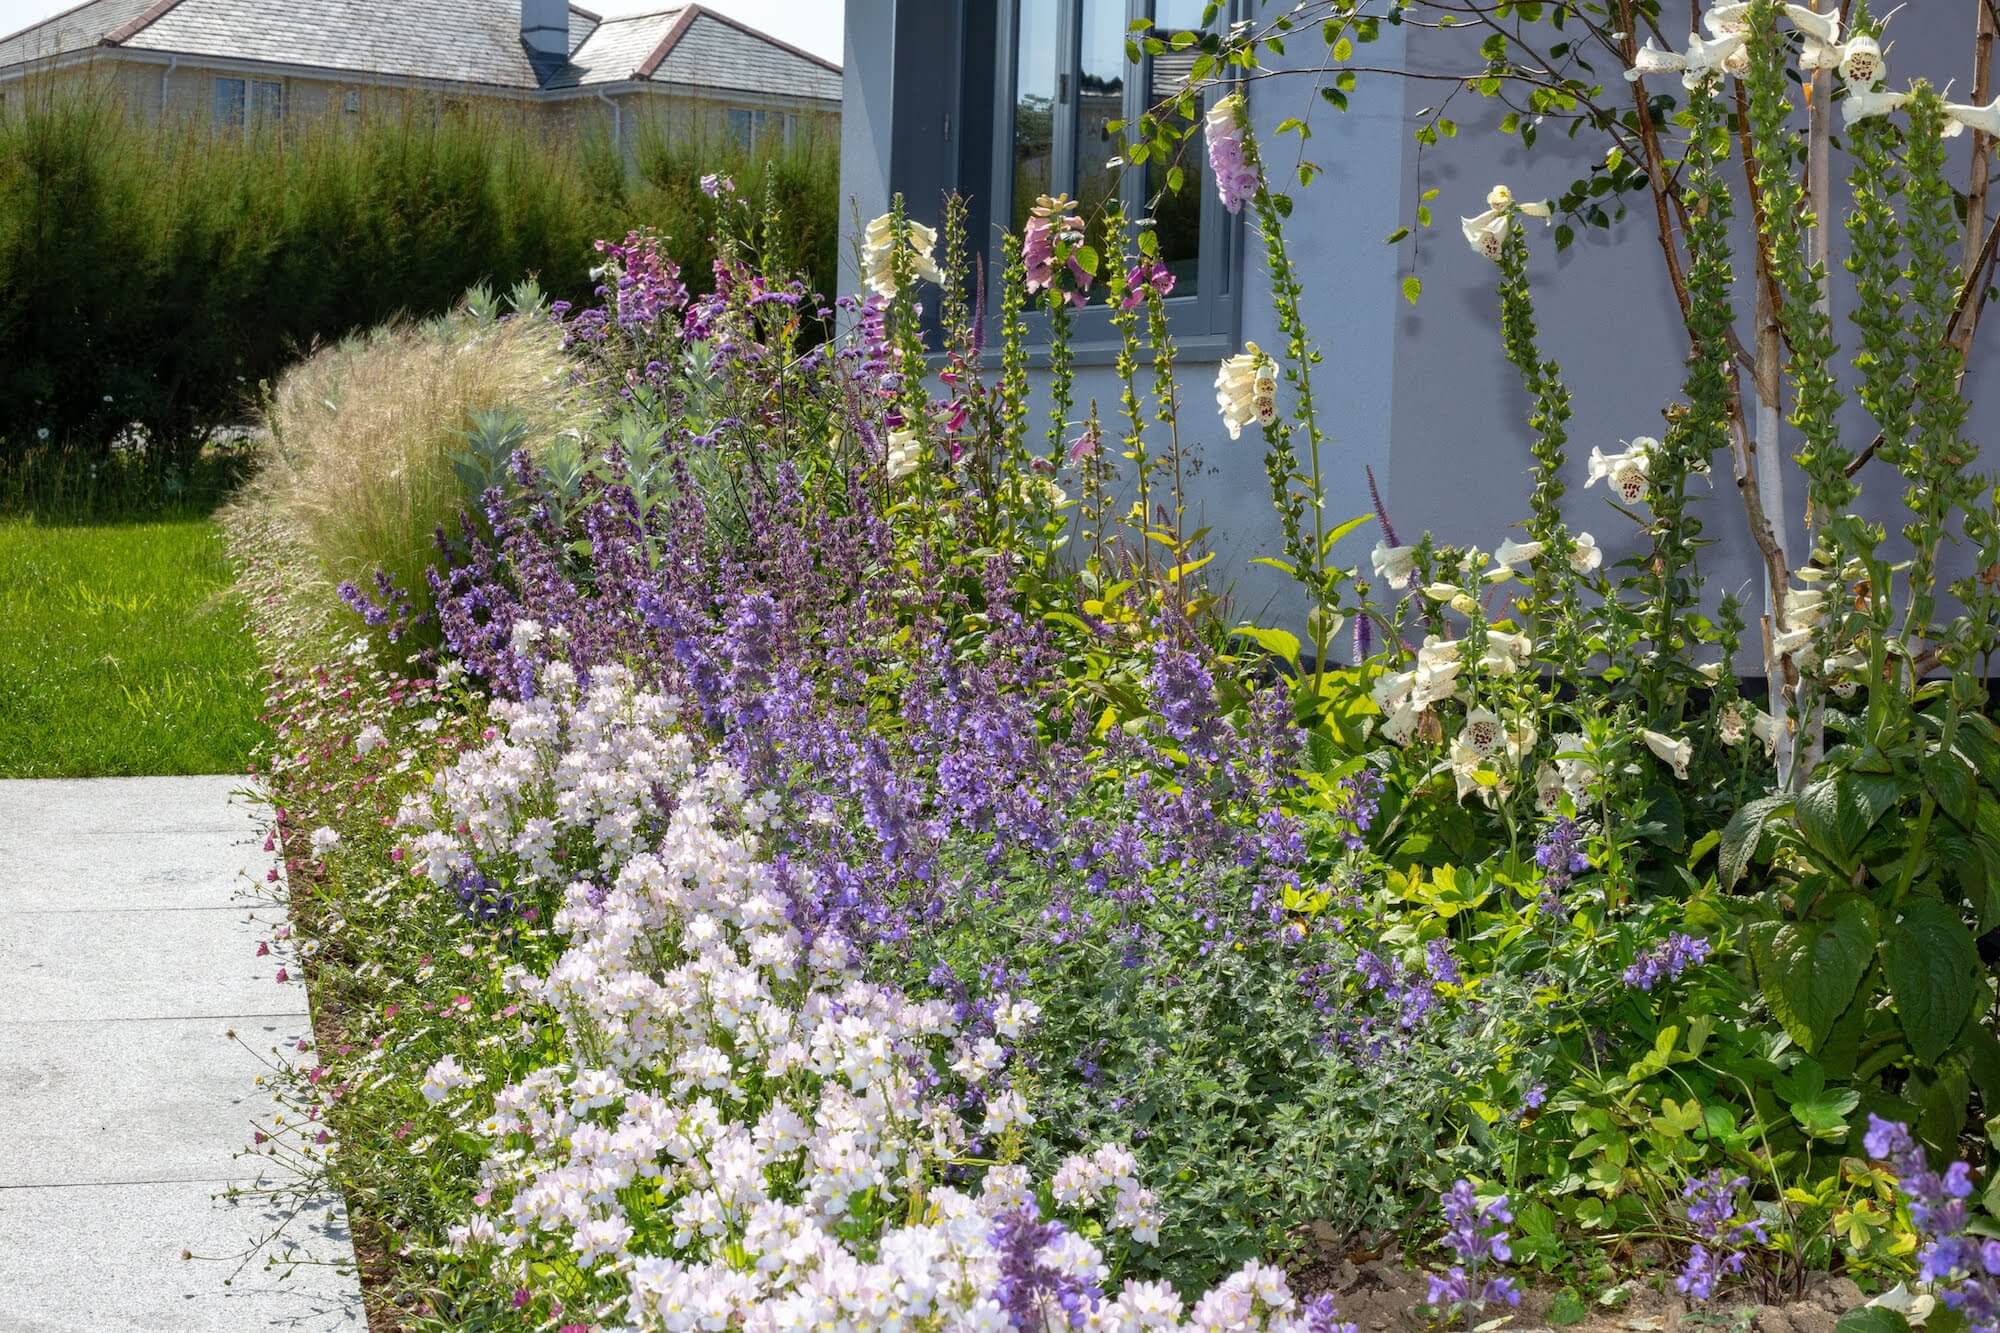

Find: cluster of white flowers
<box><xmin>388</xmin><ymin>666</ymin><xmax>1359</xmax><ymax>1332</ymax></box>
<box><xmin>861</xmin><ymin>211</ymin><xmax>944</xmax><ymax>299</ymax></box>
<box><xmin>400</xmin><ymin>662</ymin><xmax>696</xmax><ymax>887</ymax></box>
<box><xmin>1624</xmin><ymin>4</ymin><xmax>1999</xmax><ymax>135</ymax></box>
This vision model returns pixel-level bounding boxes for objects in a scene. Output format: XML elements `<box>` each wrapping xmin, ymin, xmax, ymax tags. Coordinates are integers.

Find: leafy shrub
<box><xmin>0</xmin><ymin>78</ymin><xmax>837</xmax><ymax>472</ymax></box>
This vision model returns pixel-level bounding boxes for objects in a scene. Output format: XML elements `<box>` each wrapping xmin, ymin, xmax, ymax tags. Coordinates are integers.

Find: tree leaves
<box><xmin>1881</xmin><ymin>896</ymin><xmax>1980</xmax><ymax>1065</ymax></box>
<box><xmin>1747</xmin><ymin>898</ymin><xmax>1877</xmax><ymax>1052</ymax></box>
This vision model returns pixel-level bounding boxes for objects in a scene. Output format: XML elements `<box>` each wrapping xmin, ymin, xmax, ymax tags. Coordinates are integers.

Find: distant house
<box><xmin>0</xmin><ymin>1</ymin><xmax>839</xmax><ymax>147</ymax></box>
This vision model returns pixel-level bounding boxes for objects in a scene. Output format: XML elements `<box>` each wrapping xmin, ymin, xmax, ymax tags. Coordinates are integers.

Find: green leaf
<box><xmin>1836</xmin><ymin>1310</ymin><xmax>1911</xmax><ymax>1333</ymax></box>
<box><xmin>1797</xmin><ymin>776</ymin><xmax>1884</xmax><ymax>868</ymax></box>
<box><xmin>1924</xmin><ymin>752</ymin><xmax>1979</xmax><ymax>831</ymax></box>
<box><xmin>1401</xmin><ymin>275</ymin><xmax>1422</xmax><ymax>305</ymax></box>
<box><xmin>1230</xmin><ymin>625</ymin><xmax>1301</xmax><ymax>670</ymax></box>
<box><xmin>1747</xmin><ymin>898</ymin><xmax>1877</xmax><ymax>1052</ymax></box>
<box><xmin>1881</xmin><ymin>896</ymin><xmax>1980</xmax><ymax>1064</ymax></box>
<box><xmin>1719</xmin><ymin>795</ymin><xmax>1789</xmax><ymax>890</ymax></box>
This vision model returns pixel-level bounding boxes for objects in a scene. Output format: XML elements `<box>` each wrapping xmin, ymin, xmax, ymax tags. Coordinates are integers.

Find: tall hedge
<box><xmin>0</xmin><ymin>80</ymin><xmax>839</xmax><ymax>468</ymax></box>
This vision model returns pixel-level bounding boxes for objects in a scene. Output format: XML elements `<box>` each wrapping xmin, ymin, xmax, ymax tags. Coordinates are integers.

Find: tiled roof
<box><xmin>0</xmin><ymin>0</ymin><xmax>840</xmax><ymax>103</ymax></box>
<box><xmin>543</xmin><ymin>7</ymin><xmax>684</xmax><ymax>89</ymax></box>
<box><xmin>642</xmin><ymin>9</ymin><xmax>840</xmax><ymax>102</ymax></box>
<box><xmin>0</xmin><ymin>0</ymin><xmax>156</xmax><ymax>69</ymax></box>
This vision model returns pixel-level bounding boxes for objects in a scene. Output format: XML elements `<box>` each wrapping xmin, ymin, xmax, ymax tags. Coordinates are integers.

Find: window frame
<box><xmin>213</xmin><ymin>76</ymin><xmax>284</xmax><ymax>129</ymax></box>
<box><xmin>984</xmin><ymin>0</ymin><xmax>1241</xmax><ymax>360</ymax></box>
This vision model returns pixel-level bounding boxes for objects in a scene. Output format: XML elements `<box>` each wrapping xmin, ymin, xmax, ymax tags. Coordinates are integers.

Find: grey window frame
<box><xmin>985</xmin><ymin>0</ymin><xmax>1241</xmax><ymax>362</ymax></box>
<box><xmin>213</xmin><ymin>76</ymin><xmax>283</xmax><ymax>128</ymax></box>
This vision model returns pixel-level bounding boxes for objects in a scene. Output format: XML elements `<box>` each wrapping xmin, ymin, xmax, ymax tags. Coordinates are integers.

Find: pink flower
<box><xmin>513</xmin><ymin>1289</ymin><xmax>532</xmax><ymax>1310</ymax></box>
<box><xmin>1205</xmin><ymin>93</ymin><xmax>1262</xmax><ymax>213</ymax></box>
<box><xmin>274</xmin><ymin>967</ymin><xmax>289</xmax><ymax>984</ymax></box>
<box><xmin>1120</xmin><ymin>261</ymin><xmax>1178</xmax><ymax>308</ymax></box>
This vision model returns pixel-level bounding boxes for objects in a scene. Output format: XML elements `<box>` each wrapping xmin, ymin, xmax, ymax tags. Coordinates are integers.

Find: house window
<box><xmin>987</xmin><ymin>0</ymin><xmax>1239</xmax><ymax>350</ymax></box>
<box><xmin>727</xmin><ymin>107</ymin><xmax>773</xmax><ymax>149</ymax></box>
<box><xmin>213</xmin><ymin>77</ymin><xmax>283</xmax><ymax>128</ymax></box>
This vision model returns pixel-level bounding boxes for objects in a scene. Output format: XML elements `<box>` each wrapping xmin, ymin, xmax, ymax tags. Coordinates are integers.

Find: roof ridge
<box><xmin>632</xmin><ymin>4</ymin><xmax>698</xmax><ymax>80</ymax></box>
<box><xmin>636</xmin><ymin>4</ymin><xmax>841</xmax><ymax>80</ymax></box>
<box><xmin>102</xmin><ymin>0</ymin><xmax>193</xmax><ymax>45</ymax></box>
<box><xmin>0</xmin><ymin>0</ymin><xmax>124</xmax><ymax>51</ymax></box>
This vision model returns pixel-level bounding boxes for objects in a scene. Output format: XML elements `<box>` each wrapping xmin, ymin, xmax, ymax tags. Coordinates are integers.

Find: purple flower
<box><xmin>1119</xmin><ymin>260</ymin><xmax>1177</xmax><ymax>308</ymax></box>
<box><xmin>1675</xmin><ymin>1172</ymin><xmax>1767</xmax><ymax>1300</ymax></box>
<box><xmin>1429</xmin><ymin>1180</ymin><xmax>1520</xmax><ymax>1316</ymax></box>
<box><xmin>1868</xmin><ymin>1119</ymin><xmax>2000</xmax><ymax>1329</ymax></box>
<box><xmin>1533</xmin><ymin>817</ymin><xmax>1589</xmax><ymax>898</ymax></box>
<box><xmin>1623</xmin><ymin>933</ymin><xmax>1710</xmax><ymax>991</ymax></box>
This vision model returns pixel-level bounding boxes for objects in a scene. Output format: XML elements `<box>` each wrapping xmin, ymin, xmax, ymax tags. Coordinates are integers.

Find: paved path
<box><xmin>0</xmin><ymin>777</ymin><xmax>365</xmax><ymax>1332</ymax></box>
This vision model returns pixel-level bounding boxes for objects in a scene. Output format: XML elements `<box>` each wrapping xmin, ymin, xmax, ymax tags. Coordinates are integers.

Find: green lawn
<box><xmin>0</xmin><ymin>516</ymin><xmax>263</xmax><ymax>777</ymax></box>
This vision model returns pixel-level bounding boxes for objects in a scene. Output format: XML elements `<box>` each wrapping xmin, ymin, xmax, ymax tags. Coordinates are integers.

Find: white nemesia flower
<box><xmin>1642</xmin><ymin>729</ymin><xmax>1692</xmax><ymax>779</ymax></box>
<box><xmin>420</xmin><ymin>1054</ymin><xmax>480</xmax><ymax>1105</ymax></box>
<box><xmin>1215</xmin><ymin>344</ymin><xmax>1277</xmax><ymax>439</ymax></box>
<box><xmin>1372</xmin><ymin>540</ymin><xmax>1419</xmax><ymax>589</ymax></box>
<box><xmin>309</xmin><ymin>825</ymin><xmax>341</xmax><ymax>855</ymax></box>
<box><xmin>354</xmin><ymin>724</ymin><xmax>387</xmax><ymax>756</ymax></box>
<box><xmin>1570</xmin><ymin>530</ymin><xmax>1603</xmax><ymax>573</ymax></box>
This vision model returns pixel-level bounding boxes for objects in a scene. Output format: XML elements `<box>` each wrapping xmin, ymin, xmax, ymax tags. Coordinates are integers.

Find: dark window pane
<box><xmin>1073</xmin><ymin>0</ymin><xmax>1125</xmax><ymax>226</ymax></box>
<box><xmin>1011</xmin><ymin>0</ymin><xmax>1058</xmax><ymax>231</ymax></box>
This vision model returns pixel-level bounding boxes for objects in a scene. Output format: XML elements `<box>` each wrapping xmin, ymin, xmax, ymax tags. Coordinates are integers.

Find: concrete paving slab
<box><xmin>0</xmin><ymin>777</ymin><xmax>363</xmax><ymax>1326</ymax></box>
<box><xmin>0</xmin><ymin>905</ymin><xmax>298</xmax><ymax>1023</ymax></box>
<box><xmin>0</xmin><ymin>776</ymin><xmax>254</xmax><ymax>838</ymax></box>
<box><xmin>3</xmin><ymin>828</ymin><xmax>268</xmax><ymax>914</ymax></box>
<box><xmin>0</xmin><ymin>1180</ymin><xmax>363</xmax><ymax>1331</ymax></box>
<box><xmin>0</xmin><ymin>1015</ymin><xmax>313</xmax><ymax>1188</ymax></box>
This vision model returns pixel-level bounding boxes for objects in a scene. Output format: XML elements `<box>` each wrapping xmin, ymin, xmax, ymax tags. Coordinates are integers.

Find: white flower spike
<box><xmin>861</xmin><ymin>212</ymin><xmax>944</xmax><ymax>298</ymax></box>
<box><xmin>1215</xmin><ymin>344</ymin><xmax>1277</xmax><ymax>439</ymax></box>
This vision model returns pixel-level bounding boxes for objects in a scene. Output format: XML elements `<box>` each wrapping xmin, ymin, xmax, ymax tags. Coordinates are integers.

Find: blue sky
<box><xmin>0</xmin><ymin>0</ymin><xmax>844</xmax><ymax>64</ymax></box>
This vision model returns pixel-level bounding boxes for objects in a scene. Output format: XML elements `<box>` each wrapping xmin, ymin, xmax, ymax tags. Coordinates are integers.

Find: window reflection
<box><xmin>1012</xmin><ymin>0</ymin><xmax>1058</xmax><ymax>231</ymax></box>
<box><xmin>1074</xmin><ymin>0</ymin><xmax>1126</xmax><ymax>226</ymax></box>
<box><xmin>1146</xmin><ymin>0</ymin><xmax>1210</xmax><ymax>294</ymax></box>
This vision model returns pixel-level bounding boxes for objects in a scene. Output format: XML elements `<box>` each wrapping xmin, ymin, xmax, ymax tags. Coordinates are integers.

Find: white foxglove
<box><xmin>1842</xmin><ymin>85</ymin><xmax>1910</xmax><ymax>126</ymax></box>
<box><xmin>1215</xmin><ymin>344</ymin><xmax>1276</xmax><ymax>439</ymax></box>
<box><xmin>1570</xmin><ymin>530</ymin><xmax>1603</xmax><ymax>573</ymax></box>
<box><xmin>1838</xmin><ymin>34</ymin><xmax>1883</xmax><ymax>88</ymax></box>
<box><xmin>1943</xmin><ymin>96</ymin><xmax>2000</xmax><ymax>139</ymax></box>
<box><xmin>862</xmin><ymin>213</ymin><xmax>944</xmax><ymax>298</ymax></box>
<box><xmin>1490</xmin><ymin>538</ymin><xmax>1544</xmax><ymax>578</ymax></box>
<box><xmin>1642</xmin><ymin>729</ymin><xmax>1692</xmax><ymax>780</ymax></box>
<box><xmin>1585</xmin><ymin>440</ymin><xmax>1655</xmax><ymax>505</ymax></box>
<box><xmin>885</xmin><ymin>428</ymin><xmax>920</xmax><ymax>481</ymax></box>
<box><xmin>1372</xmin><ymin>540</ymin><xmax>1419</xmax><ymax>589</ymax></box>
<box><xmin>1461</xmin><ymin>209</ymin><xmax>1510</xmax><ymax>261</ymax></box>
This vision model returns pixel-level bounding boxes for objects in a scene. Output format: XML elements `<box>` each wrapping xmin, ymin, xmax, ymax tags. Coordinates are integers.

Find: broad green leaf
<box><xmin>1720</xmin><ymin>795</ymin><xmax>1789</xmax><ymax>890</ymax></box>
<box><xmin>1230</xmin><ymin>625</ymin><xmax>1301</xmax><ymax>670</ymax></box>
<box><xmin>1881</xmin><ymin>896</ymin><xmax>1980</xmax><ymax>1064</ymax></box>
<box><xmin>1836</xmin><ymin>1308</ymin><xmax>1911</xmax><ymax>1333</ymax></box>
<box><xmin>1925</xmin><ymin>751</ymin><xmax>1979</xmax><ymax>831</ymax></box>
<box><xmin>1796</xmin><ymin>776</ymin><xmax>1883</xmax><ymax>868</ymax></box>
<box><xmin>1747</xmin><ymin>898</ymin><xmax>1877</xmax><ymax>1051</ymax></box>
